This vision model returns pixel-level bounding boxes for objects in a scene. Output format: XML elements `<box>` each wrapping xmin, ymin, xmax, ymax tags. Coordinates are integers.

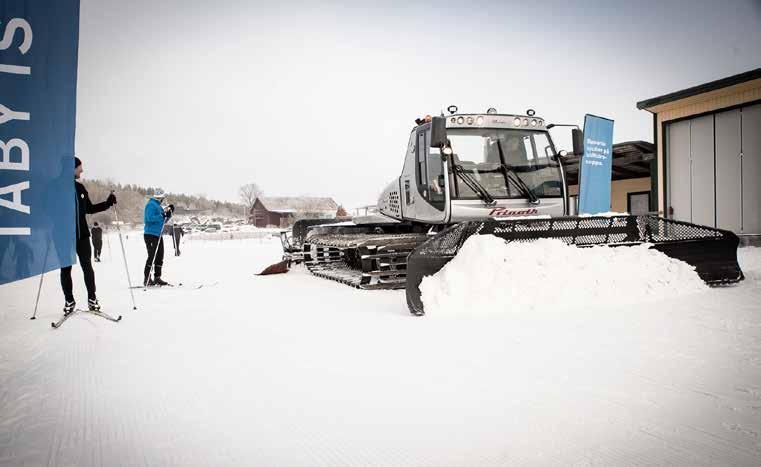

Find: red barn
<box><xmin>248</xmin><ymin>197</ymin><xmax>339</xmax><ymax>228</ymax></box>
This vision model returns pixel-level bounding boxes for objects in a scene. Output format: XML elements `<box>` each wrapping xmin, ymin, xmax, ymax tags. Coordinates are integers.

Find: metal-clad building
<box><xmin>637</xmin><ymin>69</ymin><xmax>761</xmax><ymax>241</ymax></box>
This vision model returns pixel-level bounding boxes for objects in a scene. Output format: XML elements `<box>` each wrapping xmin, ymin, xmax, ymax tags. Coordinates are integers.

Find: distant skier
<box><xmin>60</xmin><ymin>157</ymin><xmax>117</xmax><ymax>314</ymax></box>
<box><xmin>91</xmin><ymin>222</ymin><xmax>103</xmax><ymax>262</ymax></box>
<box><xmin>143</xmin><ymin>189</ymin><xmax>174</xmax><ymax>286</ymax></box>
<box><xmin>171</xmin><ymin>224</ymin><xmax>184</xmax><ymax>256</ymax></box>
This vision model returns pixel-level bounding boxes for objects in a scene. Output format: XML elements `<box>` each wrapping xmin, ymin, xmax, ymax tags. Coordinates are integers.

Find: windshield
<box><xmin>445</xmin><ymin>129</ymin><xmax>563</xmax><ymax>200</ymax></box>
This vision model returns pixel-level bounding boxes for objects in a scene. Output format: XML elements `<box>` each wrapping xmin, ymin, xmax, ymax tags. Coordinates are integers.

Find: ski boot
<box><xmin>153</xmin><ymin>277</ymin><xmax>170</xmax><ymax>286</ymax></box>
<box><xmin>88</xmin><ymin>298</ymin><xmax>101</xmax><ymax>312</ymax></box>
<box><xmin>63</xmin><ymin>300</ymin><xmax>76</xmax><ymax>315</ymax></box>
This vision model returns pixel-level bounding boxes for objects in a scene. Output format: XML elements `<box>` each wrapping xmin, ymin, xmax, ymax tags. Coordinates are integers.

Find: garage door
<box><xmin>690</xmin><ymin>115</ymin><xmax>715</xmax><ymax>226</ymax></box>
<box><xmin>667</xmin><ymin>120</ymin><xmax>692</xmax><ymax>222</ymax></box>
<box><xmin>666</xmin><ymin>102</ymin><xmax>761</xmax><ymax>234</ymax></box>
<box><xmin>715</xmin><ymin>109</ymin><xmax>742</xmax><ymax>232</ymax></box>
<box><xmin>743</xmin><ymin>103</ymin><xmax>761</xmax><ymax>234</ymax></box>
<box><xmin>666</xmin><ymin>116</ymin><xmax>715</xmax><ymax>226</ymax></box>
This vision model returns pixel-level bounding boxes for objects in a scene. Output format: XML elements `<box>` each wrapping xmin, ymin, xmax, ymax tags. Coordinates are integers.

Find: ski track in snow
<box><xmin>1</xmin><ymin>234</ymin><xmax>760</xmax><ymax>466</ymax></box>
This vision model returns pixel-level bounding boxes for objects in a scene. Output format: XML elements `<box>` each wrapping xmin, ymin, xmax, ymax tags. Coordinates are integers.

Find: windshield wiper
<box><xmin>496</xmin><ymin>140</ymin><xmax>540</xmax><ymax>205</ymax></box>
<box><xmin>451</xmin><ymin>163</ymin><xmax>495</xmax><ymax>205</ymax></box>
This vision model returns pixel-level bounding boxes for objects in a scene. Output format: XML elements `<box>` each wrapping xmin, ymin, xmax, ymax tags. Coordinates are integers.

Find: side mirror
<box><xmin>572</xmin><ymin>128</ymin><xmax>584</xmax><ymax>155</ymax></box>
<box><xmin>430</xmin><ymin>116</ymin><xmax>447</xmax><ymax>148</ymax></box>
<box><xmin>551</xmin><ymin>149</ymin><xmax>568</xmax><ymax>162</ymax></box>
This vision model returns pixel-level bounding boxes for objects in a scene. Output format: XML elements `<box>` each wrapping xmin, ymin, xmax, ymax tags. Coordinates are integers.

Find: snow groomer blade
<box><xmin>406</xmin><ymin>215</ymin><xmax>744</xmax><ymax>315</ymax></box>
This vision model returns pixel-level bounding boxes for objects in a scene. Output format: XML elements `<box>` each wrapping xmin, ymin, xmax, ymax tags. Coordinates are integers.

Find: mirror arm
<box><xmin>546</xmin><ymin>123</ymin><xmax>581</xmax><ymax>130</ymax></box>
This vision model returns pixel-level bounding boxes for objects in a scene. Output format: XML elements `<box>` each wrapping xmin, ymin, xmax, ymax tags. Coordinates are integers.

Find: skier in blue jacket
<box><xmin>143</xmin><ymin>189</ymin><xmax>174</xmax><ymax>286</ymax></box>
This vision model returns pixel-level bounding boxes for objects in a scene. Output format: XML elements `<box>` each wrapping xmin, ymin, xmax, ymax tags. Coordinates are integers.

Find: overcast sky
<box><xmin>75</xmin><ymin>0</ymin><xmax>761</xmax><ymax>209</ymax></box>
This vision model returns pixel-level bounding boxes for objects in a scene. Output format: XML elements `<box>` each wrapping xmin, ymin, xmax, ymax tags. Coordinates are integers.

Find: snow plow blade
<box><xmin>406</xmin><ymin>215</ymin><xmax>744</xmax><ymax>315</ymax></box>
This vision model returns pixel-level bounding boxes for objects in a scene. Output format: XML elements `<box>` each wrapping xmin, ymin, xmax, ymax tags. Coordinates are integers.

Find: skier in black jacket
<box><xmin>60</xmin><ymin>157</ymin><xmax>116</xmax><ymax>314</ymax></box>
<box><xmin>91</xmin><ymin>222</ymin><xmax>103</xmax><ymax>262</ymax></box>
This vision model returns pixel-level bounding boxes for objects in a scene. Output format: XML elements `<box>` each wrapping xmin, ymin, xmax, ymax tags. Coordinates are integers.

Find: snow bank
<box><xmin>739</xmin><ymin>246</ymin><xmax>761</xmax><ymax>281</ymax></box>
<box><xmin>420</xmin><ymin>236</ymin><xmax>708</xmax><ymax>315</ymax></box>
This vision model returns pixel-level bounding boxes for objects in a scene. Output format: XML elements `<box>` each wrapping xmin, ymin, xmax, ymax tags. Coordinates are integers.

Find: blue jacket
<box><xmin>144</xmin><ymin>198</ymin><xmax>165</xmax><ymax>237</ymax></box>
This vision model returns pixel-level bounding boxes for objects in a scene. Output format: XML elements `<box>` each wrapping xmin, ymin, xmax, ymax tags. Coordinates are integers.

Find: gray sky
<box><xmin>75</xmin><ymin>0</ymin><xmax>761</xmax><ymax>209</ymax></box>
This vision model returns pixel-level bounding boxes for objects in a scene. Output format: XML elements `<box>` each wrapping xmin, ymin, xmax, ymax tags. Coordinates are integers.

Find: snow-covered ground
<box><xmin>1</xmin><ymin>234</ymin><xmax>760</xmax><ymax>466</ymax></box>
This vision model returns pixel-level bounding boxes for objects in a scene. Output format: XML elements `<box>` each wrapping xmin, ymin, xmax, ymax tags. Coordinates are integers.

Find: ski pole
<box><xmin>106</xmin><ymin>228</ymin><xmax>112</xmax><ymax>261</ymax></box>
<box><xmin>30</xmin><ymin>233</ymin><xmax>51</xmax><ymax>320</ymax></box>
<box><xmin>112</xmin><ymin>199</ymin><xmax>138</xmax><ymax>310</ymax></box>
<box><xmin>30</xmin><ymin>272</ymin><xmax>44</xmax><ymax>320</ymax></box>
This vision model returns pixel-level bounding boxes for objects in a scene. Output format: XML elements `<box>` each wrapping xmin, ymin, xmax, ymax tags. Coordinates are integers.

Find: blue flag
<box><xmin>0</xmin><ymin>1</ymin><xmax>80</xmax><ymax>285</ymax></box>
<box><xmin>578</xmin><ymin>114</ymin><xmax>614</xmax><ymax>215</ymax></box>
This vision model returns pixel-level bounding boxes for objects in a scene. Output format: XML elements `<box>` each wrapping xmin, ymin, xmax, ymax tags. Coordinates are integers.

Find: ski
<box><xmin>130</xmin><ymin>283</ymin><xmax>175</xmax><ymax>289</ymax></box>
<box><xmin>187</xmin><ymin>281</ymin><xmax>219</xmax><ymax>290</ymax></box>
<box><xmin>51</xmin><ymin>309</ymin><xmax>122</xmax><ymax>328</ymax></box>
<box><xmin>77</xmin><ymin>308</ymin><xmax>122</xmax><ymax>322</ymax></box>
<box><xmin>51</xmin><ymin>311</ymin><xmax>76</xmax><ymax>329</ymax></box>
<box><xmin>129</xmin><ymin>282</ymin><xmax>218</xmax><ymax>290</ymax></box>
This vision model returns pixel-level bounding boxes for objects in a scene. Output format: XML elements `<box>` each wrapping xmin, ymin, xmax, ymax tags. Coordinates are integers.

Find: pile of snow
<box><xmin>420</xmin><ymin>236</ymin><xmax>709</xmax><ymax>315</ymax></box>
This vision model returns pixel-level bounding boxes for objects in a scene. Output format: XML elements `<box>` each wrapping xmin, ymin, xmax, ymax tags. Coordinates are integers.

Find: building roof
<box><xmin>564</xmin><ymin>140</ymin><xmax>654</xmax><ymax>185</ymax></box>
<box><xmin>254</xmin><ymin>196</ymin><xmax>339</xmax><ymax>214</ymax></box>
<box><xmin>636</xmin><ymin>68</ymin><xmax>761</xmax><ymax>110</ymax></box>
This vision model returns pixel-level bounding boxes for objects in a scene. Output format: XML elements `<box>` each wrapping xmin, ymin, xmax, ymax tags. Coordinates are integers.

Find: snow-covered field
<box><xmin>1</xmin><ymin>233</ymin><xmax>761</xmax><ymax>466</ymax></box>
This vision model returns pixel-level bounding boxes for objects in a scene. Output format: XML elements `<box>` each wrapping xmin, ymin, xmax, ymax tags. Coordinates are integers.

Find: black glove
<box><xmin>163</xmin><ymin>209</ymin><xmax>173</xmax><ymax>220</ymax></box>
<box><xmin>107</xmin><ymin>193</ymin><xmax>117</xmax><ymax>206</ymax></box>
<box><xmin>167</xmin><ymin>204</ymin><xmax>175</xmax><ymax>213</ymax></box>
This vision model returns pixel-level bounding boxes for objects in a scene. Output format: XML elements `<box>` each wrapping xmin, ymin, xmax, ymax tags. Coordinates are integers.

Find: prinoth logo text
<box><xmin>488</xmin><ymin>207</ymin><xmax>538</xmax><ymax>217</ymax></box>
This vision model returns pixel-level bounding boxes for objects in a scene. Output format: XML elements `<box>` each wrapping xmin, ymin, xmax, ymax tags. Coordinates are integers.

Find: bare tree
<box><xmin>239</xmin><ymin>183</ymin><xmax>263</xmax><ymax>209</ymax></box>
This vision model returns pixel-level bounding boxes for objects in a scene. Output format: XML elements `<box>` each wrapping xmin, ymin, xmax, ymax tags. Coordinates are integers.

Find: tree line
<box><xmin>83</xmin><ymin>179</ymin><xmax>246</xmax><ymax>226</ymax></box>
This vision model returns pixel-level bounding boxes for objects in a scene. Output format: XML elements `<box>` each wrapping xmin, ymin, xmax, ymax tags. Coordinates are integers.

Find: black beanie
<box><xmin>74</xmin><ymin>156</ymin><xmax>82</xmax><ymax>168</ymax></box>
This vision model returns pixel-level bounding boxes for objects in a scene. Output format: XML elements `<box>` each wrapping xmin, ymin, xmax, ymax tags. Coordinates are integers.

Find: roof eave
<box><xmin>636</xmin><ymin>68</ymin><xmax>761</xmax><ymax>111</ymax></box>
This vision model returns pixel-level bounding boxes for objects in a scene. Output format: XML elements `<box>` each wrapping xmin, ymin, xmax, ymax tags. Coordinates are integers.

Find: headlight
<box><xmin>476</xmin><ymin>116</ymin><xmax>484</xmax><ymax>125</ymax></box>
<box><xmin>513</xmin><ymin>117</ymin><xmax>522</xmax><ymax>126</ymax></box>
<box><xmin>466</xmin><ymin>116</ymin><xmax>474</xmax><ymax>125</ymax></box>
<box><xmin>457</xmin><ymin>116</ymin><xmax>464</xmax><ymax>124</ymax></box>
<box><xmin>531</xmin><ymin>119</ymin><xmax>537</xmax><ymax>127</ymax></box>
<box><xmin>523</xmin><ymin>118</ymin><xmax>529</xmax><ymax>126</ymax></box>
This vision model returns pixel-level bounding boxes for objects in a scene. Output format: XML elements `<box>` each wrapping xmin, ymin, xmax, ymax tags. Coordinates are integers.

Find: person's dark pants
<box><xmin>60</xmin><ymin>236</ymin><xmax>96</xmax><ymax>302</ymax></box>
<box><xmin>92</xmin><ymin>240</ymin><xmax>103</xmax><ymax>260</ymax></box>
<box><xmin>144</xmin><ymin>234</ymin><xmax>164</xmax><ymax>281</ymax></box>
<box><xmin>173</xmin><ymin>234</ymin><xmax>181</xmax><ymax>256</ymax></box>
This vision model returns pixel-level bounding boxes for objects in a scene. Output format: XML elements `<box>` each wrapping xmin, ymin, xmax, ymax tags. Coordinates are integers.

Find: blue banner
<box><xmin>0</xmin><ymin>1</ymin><xmax>80</xmax><ymax>285</ymax></box>
<box><xmin>578</xmin><ymin>114</ymin><xmax>614</xmax><ymax>215</ymax></box>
